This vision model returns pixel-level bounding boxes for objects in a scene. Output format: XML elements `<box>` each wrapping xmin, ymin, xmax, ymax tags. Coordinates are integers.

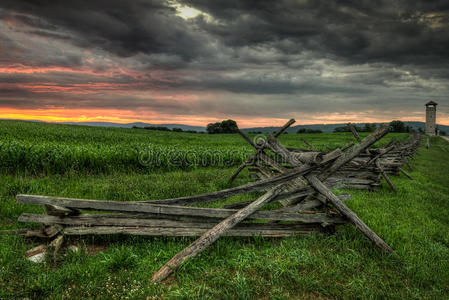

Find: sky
<box><xmin>0</xmin><ymin>0</ymin><xmax>448</xmax><ymax>128</ymax></box>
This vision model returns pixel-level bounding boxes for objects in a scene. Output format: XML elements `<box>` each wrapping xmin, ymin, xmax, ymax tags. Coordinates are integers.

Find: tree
<box><xmin>144</xmin><ymin>126</ymin><xmax>171</xmax><ymax>131</ymax></box>
<box><xmin>334</xmin><ymin>124</ymin><xmax>364</xmax><ymax>133</ymax></box>
<box><xmin>172</xmin><ymin>128</ymin><xmax>183</xmax><ymax>132</ymax></box>
<box><xmin>297</xmin><ymin>128</ymin><xmax>322</xmax><ymax>134</ymax></box>
<box><xmin>206</xmin><ymin>122</ymin><xmax>222</xmax><ymax>134</ymax></box>
<box><xmin>206</xmin><ymin>119</ymin><xmax>238</xmax><ymax>134</ymax></box>
<box><xmin>363</xmin><ymin>123</ymin><xmax>376</xmax><ymax>132</ymax></box>
<box><xmin>220</xmin><ymin>119</ymin><xmax>238</xmax><ymax>133</ymax></box>
<box><xmin>389</xmin><ymin>120</ymin><xmax>406</xmax><ymax>133</ymax></box>
<box><xmin>333</xmin><ymin>126</ymin><xmax>350</xmax><ymax>133</ymax></box>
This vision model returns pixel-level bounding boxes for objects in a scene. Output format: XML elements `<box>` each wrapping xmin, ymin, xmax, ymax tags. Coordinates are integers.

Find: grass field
<box><xmin>0</xmin><ymin>120</ymin><xmax>406</xmax><ymax>175</ymax></box>
<box><xmin>0</xmin><ymin>121</ymin><xmax>448</xmax><ymax>299</ymax></box>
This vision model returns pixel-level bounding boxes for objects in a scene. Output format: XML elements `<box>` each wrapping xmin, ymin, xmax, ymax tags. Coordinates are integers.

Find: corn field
<box><xmin>0</xmin><ymin>120</ymin><xmax>408</xmax><ymax>175</ymax></box>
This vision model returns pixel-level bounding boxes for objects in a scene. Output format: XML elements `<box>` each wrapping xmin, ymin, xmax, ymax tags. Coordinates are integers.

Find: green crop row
<box><xmin>0</xmin><ymin>140</ymin><xmax>253</xmax><ymax>175</ymax></box>
<box><xmin>0</xmin><ymin>120</ymin><xmax>410</xmax><ymax>175</ymax></box>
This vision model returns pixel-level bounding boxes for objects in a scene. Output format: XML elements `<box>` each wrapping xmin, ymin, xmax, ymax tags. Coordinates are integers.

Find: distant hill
<box><xmin>62</xmin><ymin>122</ymin><xmax>206</xmax><ymax>132</ymax></box>
<box><xmin>241</xmin><ymin>122</ymin><xmax>449</xmax><ymax>134</ymax></box>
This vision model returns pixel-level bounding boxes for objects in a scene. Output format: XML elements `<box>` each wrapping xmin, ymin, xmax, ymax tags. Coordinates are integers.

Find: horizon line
<box><xmin>1</xmin><ymin>117</ymin><xmax>448</xmax><ymax>129</ymax></box>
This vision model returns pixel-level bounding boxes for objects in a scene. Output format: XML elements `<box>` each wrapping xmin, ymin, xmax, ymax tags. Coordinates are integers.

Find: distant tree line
<box><xmin>389</xmin><ymin>120</ymin><xmax>424</xmax><ymax>133</ymax></box>
<box><xmin>134</xmin><ymin>119</ymin><xmax>446</xmax><ymax>136</ymax></box>
<box><xmin>296</xmin><ymin>128</ymin><xmax>323</xmax><ymax>134</ymax></box>
<box><xmin>331</xmin><ymin>121</ymin><xmax>430</xmax><ymax>134</ymax></box>
<box><xmin>333</xmin><ymin>123</ymin><xmax>377</xmax><ymax>133</ymax></box>
<box><xmin>132</xmin><ymin>126</ymin><xmax>201</xmax><ymax>133</ymax></box>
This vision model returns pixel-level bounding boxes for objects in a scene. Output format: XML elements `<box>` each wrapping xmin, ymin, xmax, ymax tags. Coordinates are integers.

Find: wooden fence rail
<box><xmin>12</xmin><ymin>118</ymin><xmax>421</xmax><ymax>283</ymax></box>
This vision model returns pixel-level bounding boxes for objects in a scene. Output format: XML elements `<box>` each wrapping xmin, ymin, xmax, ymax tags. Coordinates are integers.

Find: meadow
<box><xmin>0</xmin><ymin>120</ymin><xmax>448</xmax><ymax>299</ymax></box>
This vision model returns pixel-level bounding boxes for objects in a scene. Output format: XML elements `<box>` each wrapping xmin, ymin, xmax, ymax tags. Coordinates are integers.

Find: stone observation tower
<box><xmin>425</xmin><ymin>101</ymin><xmax>438</xmax><ymax>136</ymax></box>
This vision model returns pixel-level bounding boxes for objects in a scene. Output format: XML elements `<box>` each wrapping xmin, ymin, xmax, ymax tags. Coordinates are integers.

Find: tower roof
<box><xmin>425</xmin><ymin>101</ymin><xmax>438</xmax><ymax>106</ymax></box>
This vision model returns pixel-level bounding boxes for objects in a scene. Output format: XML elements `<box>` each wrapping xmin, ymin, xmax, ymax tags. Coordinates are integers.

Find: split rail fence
<box><xmin>13</xmin><ymin>119</ymin><xmax>420</xmax><ymax>282</ymax></box>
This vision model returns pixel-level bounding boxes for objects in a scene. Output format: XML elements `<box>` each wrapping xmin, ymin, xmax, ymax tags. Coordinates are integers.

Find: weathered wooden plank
<box><xmin>151</xmin><ymin>185</ymin><xmax>285</xmax><ymax>282</ymax></box>
<box><xmin>139</xmin><ymin>161</ymin><xmax>316</xmax><ymax>205</ymax></box>
<box><xmin>227</xmin><ymin>187</ymin><xmax>346</xmax><ymax>209</ymax></box>
<box><xmin>44</xmin><ymin>224</ymin><xmax>64</xmax><ymax>238</ymax></box>
<box><xmin>331</xmin><ymin>177</ymin><xmax>378</xmax><ymax>185</ymax></box>
<box><xmin>341</xmin><ymin>141</ymin><xmax>355</xmax><ymax>151</ymax></box>
<box><xmin>45</xmin><ymin>204</ymin><xmax>80</xmax><ymax>217</ymax></box>
<box><xmin>404</xmin><ymin>158</ymin><xmax>413</xmax><ymax>171</ymax></box>
<box><xmin>348</xmin><ymin>123</ymin><xmax>362</xmax><ymax>143</ymax></box>
<box><xmin>305</xmin><ymin>174</ymin><xmax>393</xmax><ymax>253</ymax></box>
<box><xmin>228</xmin><ymin>163</ymin><xmax>248</xmax><ymax>183</ymax></box>
<box><xmin>229</xmin><ymin>119</ymin><xmax>295</xmax><ymax>183</ymax></box>
<box><xmin>152</xmin><ymin>130</ymin><xmax>372</xmax><ymax>281</ymax></box>
<box><xmin>376</xmin><ymin>160</ymin><xmax>397</xmax><ymax>192</ymax></box>
<box><xmin>223</xmin><ymin>200</ymin><xmax>254</xmax><ymax>209</ymax></box>
<box><xmin>263</xmin><ymin>129</ymin><xmax>388</xmax><ymax>207</ymax></box>
<box><xmin>48</xmin><ymin>234</ymin><xmax>64</xmax><ymax>262</ymax></box>
<box><xmin>286</xmin><ymin>147</ymin><xmax>311</xmax><ymax>153</ymax></box>
<box><xmin>64</xmin><ymin>225</ymin><xmax>323</xmax><ymax>237</ymax></box>
<box><xmin>274</xmin><ymin>119</ymin><xmax>297</xmax><ymax>136</ymax></box>
<box><xmin>237</xmin><ymin>128</ymin><xmax>259</xmax><ymax>149</ymax></box>
<box><xmin>321</xmin><ymin>149</ymin><xmax>343</xmax><ymax>164</ymax></box>
<box><xmin>86</xmin><ymin>212</ymin><xmax>223</xmax><ymax>224</ymax></box>
<box><xmin>280</xmin><ymin>199</ymin><xmax>323</xmax><ymax>211</ymax></box>
<box><xmin>365</xmin><ymin>145</ymin><xmax>395</xmax><ymax>166</ymax></box>
<box><xmin>266</xmin><ymin>135</ymin><xmax>295</xmax><ymax>162</ymax></box>
<box><xmin>301</xmin><ymin>138</ymin><xmax>316</xmax><ymax>151</ymax></box>
<box><xmin>399</xmin><ymin>168</ymin><xmax>414</xmax><ymax>180</ymax></box>
<box><xmin>249</xmin><ymin>173</ymin><xmax>261</xmax><ymax>180</ymax></box>
<box><xmin>251</xmin><ymin>128</ymin><xmax>387</xmax><ymax>209</ymax></box>
<box><xmin>342</xmin><ymin>184</ymin><xmax>378</xmax><ymax>190</ymax></box>
<box><xmin>16</xmin><ymin>194</ymin><xmax>345</xmax><ymax>223</ymax></box>
<box><xmin>253</xmin><ymin>164</ymin><xmax>273</xmax><ymax>179</ymax></box>
<box><xmin>278</xmin><ymin>193</ymin><xmax>351</xmax><ymax>212</ymax></box>
<box><xmin>267</xmin><ymin>135</ymin><xmax>324</xmax><ymax>165</ymax></box>
<box><xmin>258</xmin><ymin>152</ymin><xmax>287</xmax><ymax>173</ymax></box>
<box><xmin>320</xmin><ymin>125</ymin><xmax>390</xmax><ymax>178</ymax></box>
<box><xmin>19</xmin><ymin>213</ymin><xmax>339</xmax><ymax>229</ymax></box>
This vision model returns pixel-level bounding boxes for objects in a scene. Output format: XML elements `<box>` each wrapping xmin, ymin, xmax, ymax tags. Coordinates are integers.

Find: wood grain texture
<box><xmin>64</xmin><ymin>225</ymin><xmax>324</xmax><ymax>237</ymax></box>
<box><xmin>229</xmin><ymin>119</ymin><xmax>295</xmax><ymax>183</ymax></box>
<box><xmin>19</xmin><ymin>212</ymin><xmax>345</xmax><ymax>226</ymax></box>
<box><xmin>151</xmin><ymin>186</ymin><xmax>284</xmax><ymax>282</ymax></box>
<box><xmin>17</xmin><ymin>195</ymin><xmax>345</xmax><ymax>223</ymax></box>
<box><xmin>305</xmin><ymin>174</ymin><xmax>393</xmax><ymax>253</ymax></box>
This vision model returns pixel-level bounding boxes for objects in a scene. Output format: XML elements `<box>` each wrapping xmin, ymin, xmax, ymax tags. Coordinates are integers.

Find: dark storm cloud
<box><xmin>2</xmin><ymin>0</ymin><xmax>447</xmax><ymax>65</ymax></box>
<box><xmin>0</xmin><ymin>0</ymin><xmax>448</xmax><ymax>123</ymax></box>
<box><xmin>181</xmin><ymin>0</ymin><xmax>449</xmax><ymax>65</ymax></box>
<box><xmin>0</xmin><ymin>0</ymin><xmax>210</xmax><ymax>61</ymax></box>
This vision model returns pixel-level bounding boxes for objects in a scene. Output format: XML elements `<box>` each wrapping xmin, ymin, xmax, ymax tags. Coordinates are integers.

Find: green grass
<box><xmin>0</xmin><ymin>120</ymin><xmax>407</xmax><ymax>175</ymax></box>
<box><xmin>0</xmin><ymin>121</ymin><xmax>448</xmax><ymax>299</ymax></box>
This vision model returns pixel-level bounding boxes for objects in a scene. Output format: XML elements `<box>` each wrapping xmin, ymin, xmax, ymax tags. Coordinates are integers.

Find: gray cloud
<box><xmin>0</xmin><ymin>0</ymin><xmax>448</xmax><ymax>124</ymax></box>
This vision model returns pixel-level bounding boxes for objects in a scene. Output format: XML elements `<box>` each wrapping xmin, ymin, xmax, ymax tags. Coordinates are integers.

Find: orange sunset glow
<box><xmin>1</xmin><ymin>106</ymin><xmax>446</xmax><ymax>129</ymax></box>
